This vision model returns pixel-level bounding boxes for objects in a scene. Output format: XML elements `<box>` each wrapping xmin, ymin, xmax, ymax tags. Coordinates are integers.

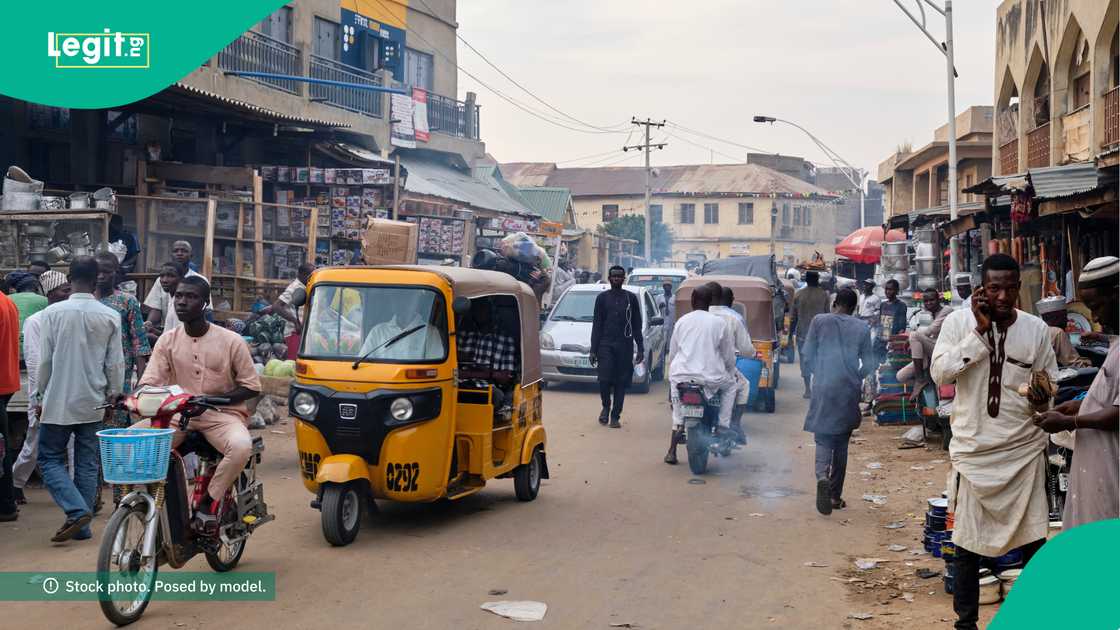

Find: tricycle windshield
<box><xmin>301</xmin><ymin>284</ymin><xmax>448</xmax><ymax>363</ymax></box>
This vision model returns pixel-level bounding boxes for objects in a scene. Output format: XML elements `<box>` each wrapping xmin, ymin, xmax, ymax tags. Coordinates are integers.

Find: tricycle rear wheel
<box><xmin>321</xmin><ymin>482</ymin><xmax>364</xmax><ymax>547</ymax></box>
<box><xmin>514</xmin><ymin>448</ymin><xmax>542</xmax><ymax>501</ymax></box>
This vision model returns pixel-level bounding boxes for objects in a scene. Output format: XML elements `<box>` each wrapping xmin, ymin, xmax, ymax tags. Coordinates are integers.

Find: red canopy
<box><xmin>834</xmin><ymin>227</ymin><xmax>906</xmax><ymax>264</ymax></box>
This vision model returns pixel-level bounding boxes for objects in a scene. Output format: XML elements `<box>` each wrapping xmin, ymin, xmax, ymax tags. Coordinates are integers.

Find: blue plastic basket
<box><xmin>97</xmin><ymin>428</ymin><xmax>175</xmax><ymax>484</ymax></box>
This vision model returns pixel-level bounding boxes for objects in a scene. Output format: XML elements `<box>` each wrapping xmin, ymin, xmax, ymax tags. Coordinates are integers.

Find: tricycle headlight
<box><xmin>540</xmin><ymin>332</ymin><xmax>555</xmax><ymax>350</ymax></box>
<box><xmin>292</xmin><ymin>391</ymin><xmax>318</xmax><ymax>418</ymax></box>
<box><xmin>390</xmin><ymin>397</ymin><xmax>414</xmax><ymax>422</ymax></box>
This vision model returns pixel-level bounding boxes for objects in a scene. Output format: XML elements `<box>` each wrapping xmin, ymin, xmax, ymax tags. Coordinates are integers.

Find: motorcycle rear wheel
<box><xmin>98</xmin><ymin>503</ymin><xmax>158</xmax><ymax>626</ymax></box>
<box><xmin>686</xmin><ymin>424</ymin><xmax>709</xmax><ymax>475</ymax></box>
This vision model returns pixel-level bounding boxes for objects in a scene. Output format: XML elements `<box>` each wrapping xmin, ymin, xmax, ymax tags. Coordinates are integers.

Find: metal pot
<box><xmin>67</xmin><ymin>231</ymin><xmax>91</xmax><ymax>247</ymax></box>
<box><xmin>41</xmin><ymin>196</ymin><xmax>66</xmax><ymax>210</ymax></box>
<box><xmin>2</xmin><ymin>191</ymin><xmax>40</xmax><ymax>211</ymax></box>
<box><xmin>69</xmin><ymin>192</ymin><xmax>91</xmax><ymax>209</ymax></box>
<box><xmin>46</xmin><ymin>244</ymin><xmax>71</xmax><ymax>264</ymax></box>
<box><xmin>887</xmin><ymin>272</ymin><xmax>910</xmax><ymax>290</ymax></box>
<box><xmin>882</xmin><ymin>241</ymin><xmax>908</xmax><ymax>257</ymax></box>
<box><xmin>3</xmin><ymin>166</ymin><xmax>43</xmax><ymax>195</ymax></box>
<box><xmin>880</xmin><ymin>254</ymin><xmax>909</xmax><ymax>272</ymax></box>
<box><xmin>978</xmin><ymin>575</ymin><xmax>1001</xmax><ymax>605</ymax></box>
<box><xmin>915</xmin><ymin>257</ymin><xmax>939</xmax><ymax>276</ymax></box>
<box><xmin>22</xmin><ymin>223</ymin><xmax>52</xmax><ymax>237</ymax></box>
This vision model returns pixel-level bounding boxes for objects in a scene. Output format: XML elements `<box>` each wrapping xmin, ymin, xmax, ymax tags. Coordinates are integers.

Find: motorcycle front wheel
<box><xmin>98</xmin><ymin>503</ymin><xmax>158</xmax><ymax>626</ymax></box>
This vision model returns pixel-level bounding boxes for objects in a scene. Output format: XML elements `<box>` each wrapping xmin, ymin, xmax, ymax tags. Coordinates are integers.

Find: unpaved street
<box><xmin>2</xmin><ymin>366</ymin><xmax>975</xmax><ymax>629</ymax></box>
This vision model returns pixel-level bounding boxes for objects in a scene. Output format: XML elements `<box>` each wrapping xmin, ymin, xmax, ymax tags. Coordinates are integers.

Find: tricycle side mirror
<box><xmin>452</xmin><ymin>296</ymin><xmax>471</xmax><ymax>315</ymax></box>
<box><xmin>289</xmin><ymin>287</ymin><xmax>307</xmax><ymax>308</ymax></box>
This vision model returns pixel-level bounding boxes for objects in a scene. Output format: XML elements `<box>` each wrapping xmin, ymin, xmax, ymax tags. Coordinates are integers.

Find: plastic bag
<box><xmin>499</xmin><ymin>232</ymin><xmax>551</xmax><ymax>270</ymax></box>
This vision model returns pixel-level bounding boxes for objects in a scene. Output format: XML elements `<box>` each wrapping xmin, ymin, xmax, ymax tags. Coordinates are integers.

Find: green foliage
<box><xmin>602</xmin><ymin>214</ymin><xmax>673</xmax><ymax>262</ymax></box>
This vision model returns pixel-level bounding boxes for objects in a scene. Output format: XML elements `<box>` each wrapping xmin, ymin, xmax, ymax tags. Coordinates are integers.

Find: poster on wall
<box><xmin>390</xmin><ymin>92</ymin><xmax>415</xmax><ymax>148</ymax></box>
<box><xmin>412</xmin><ymin>88</ymin><xmax>430</xmax><ymax>143</ymax></box>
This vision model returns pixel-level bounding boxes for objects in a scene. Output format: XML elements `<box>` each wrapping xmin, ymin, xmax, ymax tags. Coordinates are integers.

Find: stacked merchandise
<box><xmin>938</xmin><ymin>495</ymin><xmax>1026</xmax><ymax>601</ymax></box>
<box><xmin>873</xmin><ymin>333</ymin><xmax>921</xmax><ymax>425</ymax></box>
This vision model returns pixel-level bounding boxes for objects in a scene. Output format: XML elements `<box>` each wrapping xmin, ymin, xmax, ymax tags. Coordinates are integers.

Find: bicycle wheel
<box><xmin>97</xmin><ymin>503</ymin><xmax>158</xmax><ymax>626</ymax></box>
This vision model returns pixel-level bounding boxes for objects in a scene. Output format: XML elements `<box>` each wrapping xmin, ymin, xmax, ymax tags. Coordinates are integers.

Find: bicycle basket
<box><xmin>96</xmin><ymin>428</ymin><xmax>175</xmax><ymax>484</ymax></box>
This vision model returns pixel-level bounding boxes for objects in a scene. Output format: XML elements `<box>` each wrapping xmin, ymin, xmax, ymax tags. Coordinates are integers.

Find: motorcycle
<box><xmin>675</xmin><ymin>382</ymin><xmax>737</xmax><ymax>475</ymax></box>
<box><xmin>95</xmin><ymin>386</ymin><xmax>274</xmax><ymax>626</ymax></box>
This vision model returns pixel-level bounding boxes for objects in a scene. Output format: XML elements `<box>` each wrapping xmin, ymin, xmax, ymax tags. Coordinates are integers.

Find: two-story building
<box><xmin>500</xmin><ymin>162</ymin><xmax>840</xmax><ymax>266</ymax></box>
<box><xmin>877</xmin><ymin>106</ymin><xmax>994</xmax><ymax>222</ymax></box>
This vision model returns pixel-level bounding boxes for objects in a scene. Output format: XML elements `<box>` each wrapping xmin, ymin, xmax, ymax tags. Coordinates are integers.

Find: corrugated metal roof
<box><xmin>170</xmin><ymin>82</ymin><xmax>352</xmax><ymax>128</ymax></box>
<box><xmin>499</xmin><ymin>162</ymin><xmax>557</xmax><ymax>187</ymax></box>
<box><xmin>1027</xmin><ymin>163</ymin><xmax>1101</xmax><ymax>199</ymax></box>
<box><xmin>500</xmin><ymin>162</ymin><xmax>837</xmax><ymax>198</ymax></box>
<box><xmin>401</xmin><ymin>155</ymin><xmax>535</xmax><ymax>216</ymax></box>
<box><xmin>517</xmin><ymin>187</ymin><xmax>573</xmax><ymax>223</ymax></box>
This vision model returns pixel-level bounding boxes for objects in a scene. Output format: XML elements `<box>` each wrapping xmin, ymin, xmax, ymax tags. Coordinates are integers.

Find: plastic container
<box><xmin>997</xmin><ymin>569</ymin><xmax>1021</xmax><ymax>598</ymax></box>
<box><xmin>978</xmin><ymin>575</ymin><xmax>1002</xmax><ymax>604</ymax></box>
<box><xmin>97</xmin><ymin>428</ymin><xmax>175</xmax><ymax>484</ymax></box>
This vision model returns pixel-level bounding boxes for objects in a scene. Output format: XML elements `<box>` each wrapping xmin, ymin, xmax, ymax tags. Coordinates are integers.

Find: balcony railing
<box><xmin>425</xmin><ymin>91</ymin><xmax>480</xmax><ymax>140</ymax></box>
<box><xmin>999</xmin><ymin>138</ymin><xmax>1019</xmax><ymax>175</ymax></box>
<box><xmin>218</xmin><ymin>31</ymin><xmax>301</xmax><ymax>94</ymax></box>
<box><xmin>309</xmin><ymin>55</ymin><xmax>382</xmax><ymax>118</ymax></box>
<box><xmin>1105</xmin><ymin>86</ymin><xmax>1120</xmax><ymax>149</ymax></box>
<box><xmin>1026</xmin><ymin>123</ymin><xmax>1050</xmax><ymax>168</ymax></box>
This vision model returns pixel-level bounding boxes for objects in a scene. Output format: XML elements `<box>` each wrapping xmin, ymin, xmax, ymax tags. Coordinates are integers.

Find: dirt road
<box><xmin>1</xmin><ymin>365</ymin><xmax>969</xmax><ymax>629</ymax></box>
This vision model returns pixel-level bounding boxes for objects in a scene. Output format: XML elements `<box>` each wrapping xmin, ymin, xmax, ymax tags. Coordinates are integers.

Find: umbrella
<box><xmin>835</xmin><ymin>227</ymin><xmax>906</xmax><ymax>264</ymax></box>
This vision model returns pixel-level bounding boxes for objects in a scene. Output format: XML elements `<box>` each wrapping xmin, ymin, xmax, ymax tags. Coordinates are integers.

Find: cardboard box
<box><xmin>361</xmin><ymin>217</ymin><xmax>418</xmax><ymax>265</ymax></box>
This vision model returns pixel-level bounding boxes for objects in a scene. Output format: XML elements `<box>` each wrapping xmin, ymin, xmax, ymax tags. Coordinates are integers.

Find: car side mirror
<box><xmin>539</xmin><ymin>309</ymin><xmax>550</xmax><ymax>323</ymax></box>
<box><xmin>650</xmin><ymin>316</ymin><xmax>664</xmax><ymax>326</ymax></box>
<box><xmin>289</xmin><ymin>287</ymin><xmax>307</xmax><ymax>308</ymax></box>
<box><xmin>452</xmin><ymin>296</ymin><xmax>471</xmax><ymax>315</ymax></box>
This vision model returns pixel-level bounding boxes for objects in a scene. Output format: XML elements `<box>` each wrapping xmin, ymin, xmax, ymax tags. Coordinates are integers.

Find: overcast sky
<box><xmin>456</xmin><ymin>0</ymin><xmax>997</xmax><ymax>179</ymax></box>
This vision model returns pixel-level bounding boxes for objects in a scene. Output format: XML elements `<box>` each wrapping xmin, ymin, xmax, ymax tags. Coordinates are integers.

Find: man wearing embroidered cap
<box><xmin>1036</xmin><ymin>295</ymin><xmax>1090</xmax><ymax>368</ymax></box>
<box><xmin>11</xmin><ymin>271</ymin><xmax>71</xmax><ymax>506</ymax></box>
<box><xmin>1034</xmin><ymin>256</ymin><xmax>1119</xmax><ymax>530</ymax></box>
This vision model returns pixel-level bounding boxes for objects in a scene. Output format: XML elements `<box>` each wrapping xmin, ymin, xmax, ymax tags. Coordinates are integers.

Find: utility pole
<box><xmin>623</xmin><ymin>117</ymin><xmax>666</xmax><ymax>263</ymax></box>
<box><xmin>894</xmin><ymin>0</ymin><xmax>959</xmax><ymax>280</ymax></box>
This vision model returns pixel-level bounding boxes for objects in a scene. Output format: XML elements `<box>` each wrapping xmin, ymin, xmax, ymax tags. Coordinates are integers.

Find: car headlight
<box><xmin>292</xmin><ymin>391</ymin><xmax>318</xmax><ymax>419</ymax></box>
<box><xmin>540</xmin><ymin>332</ymin><xmax>555</xmax><ymax>350</ymax></box>
<box><xmin>389</xmin><ymin>397</ymin><xmax>414</xmax><ymax>422</ymax></box>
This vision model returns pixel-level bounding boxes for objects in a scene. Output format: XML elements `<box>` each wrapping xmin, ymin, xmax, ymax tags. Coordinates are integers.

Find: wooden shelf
<box><xmin>0</xmin><ymin>210</ymin><xmax>114</xmax><ymax>222</ymax></box>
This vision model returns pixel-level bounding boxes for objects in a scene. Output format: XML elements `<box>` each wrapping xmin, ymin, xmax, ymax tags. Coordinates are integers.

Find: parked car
<box><xmin>540</xmin><ymin>284</ymin><xmax>666</xmax><ymax>393</ymax></box>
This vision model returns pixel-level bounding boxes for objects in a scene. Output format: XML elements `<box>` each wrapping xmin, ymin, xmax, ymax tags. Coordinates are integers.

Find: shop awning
<box><xmin>154</xmin><ymin>82</ymin><xmax>353</xmax><ymax>129</ymax></box>
<box><xmin>964</xmin><ymin>163</ymin><xmax>1103</xmax><ymax>200</ymax></box>
<box><xmin>400</xmin><ymin>154</ymin><xmax>537</xmax><ymax>216</ymax></box>
<box><xmin>314</xmin><ymin>142</ymin><xmax>399</xmax><ymax>168</ymax></box>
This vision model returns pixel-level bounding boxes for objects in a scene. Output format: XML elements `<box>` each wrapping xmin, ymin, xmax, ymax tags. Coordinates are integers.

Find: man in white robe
<box><xmin>931</xmin><ymin>254</ymin><xmax>1057</xmax><ymax>630</ymax></box>
<box><xmin>708</xmin><ymin>283</ymin><xmax>752</xmax><ymax>445</ymax></box>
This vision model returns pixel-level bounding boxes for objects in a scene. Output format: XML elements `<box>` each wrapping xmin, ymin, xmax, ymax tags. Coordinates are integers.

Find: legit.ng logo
<box><xmin>47</xmin><ymin>29</ymin><xmax>150</xmax><ymax>69</ymax></box>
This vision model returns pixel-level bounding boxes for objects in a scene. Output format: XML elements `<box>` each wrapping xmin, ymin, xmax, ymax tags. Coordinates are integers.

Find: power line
<box><xmin>556</xmin><ymin>147</ymin><xmax>628</xmax><ymax>165</ymax></box>
<box><xmin>666</xmin><ymin>121</ymin><xmax>774</xmax><ymax>154</ymax></box>
<box><xmin>410</xmin><ymin>0</ymin><xmax>629</xmax><ymax>134</ymax></box>
<box><xmin>663</xmin><ymin>130</ymin><xmax>744</xmax><ymax>163</ymax></box>
<box><xmin>370</xmin><ymin>0</ymin><xmax>628</xmax><ymax>136</ymax></box>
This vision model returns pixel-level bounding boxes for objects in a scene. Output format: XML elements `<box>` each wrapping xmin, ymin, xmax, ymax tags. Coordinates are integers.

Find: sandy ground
<box><xmin>1</xmin><ymin>363</ymin><xmax>985</xmax><ymax>629</ymax></box>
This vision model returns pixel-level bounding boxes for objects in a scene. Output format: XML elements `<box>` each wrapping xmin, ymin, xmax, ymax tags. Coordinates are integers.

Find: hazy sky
<box><xmin>456</xmin><ymin>0</ymin><xmax>997</xmax><ymax>178</ymax></box>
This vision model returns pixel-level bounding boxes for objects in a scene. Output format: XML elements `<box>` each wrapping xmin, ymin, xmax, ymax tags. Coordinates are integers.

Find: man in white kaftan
<box><xmin>930</xmin><ymin>254</ymin><xmax>1057</xmax><ymax>630</ymax></box>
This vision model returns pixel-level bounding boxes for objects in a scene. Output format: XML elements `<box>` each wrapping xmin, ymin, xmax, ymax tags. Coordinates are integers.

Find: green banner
<box><xmin>1</xmin><ymin>572</ymin><xmax>275</xmax><ymax>601</ymax></box>
<box><xmin>0</xmin><ymin>1</ymin><xmax>289</xmax><ymax>108</ymax></box>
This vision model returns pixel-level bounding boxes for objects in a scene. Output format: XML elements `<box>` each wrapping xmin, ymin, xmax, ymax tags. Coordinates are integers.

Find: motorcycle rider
<box><xmin>664</xmin><ymin>284</ymin><xmax>737</xmax><ymax>465</ymax></box>
<box><xmin>708</xmin><ymin>283</ymin><xmax>753</xmax><ymax>445</ymax></box>
<box><xmin>134</xmin><ymin>276</ymin><xmax>260</xmax><ymax>531</ymax></box>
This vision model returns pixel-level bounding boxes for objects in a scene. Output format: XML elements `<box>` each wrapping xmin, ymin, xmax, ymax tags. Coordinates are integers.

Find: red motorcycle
<box><xmin>95</xmin><ymin>386</ymin><xmax>273</xmax><ymax>626</ymax></box>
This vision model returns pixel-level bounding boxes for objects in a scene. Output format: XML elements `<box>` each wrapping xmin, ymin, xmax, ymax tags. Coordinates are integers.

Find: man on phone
<box><xmin>590</xmin><ymin>266</ymin><xmax>644</xmax><ymax>428</ymax></box>
<box><xmin>930</xmin><ymin>254</ymin><xmax>1057</xmax><ymax>630</ymax></box>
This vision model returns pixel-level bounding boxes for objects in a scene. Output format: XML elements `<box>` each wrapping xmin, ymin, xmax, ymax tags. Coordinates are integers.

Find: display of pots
<box><xmin>67</xmin><ymin>231</ymin><xmax>91</xmax><ymax>247</ymax></box>
<box><xmin>3</xmin><ymin>165</ymin><xmax>43</xmax><ymax>195</ymax></box>
<box><xmin>46</xmin><ymin>244</ymin><xmax>71</xmax><ymax>264</ymax></box>
<box><xmin>916</xmin><ymin>275</ymin><xmax>940</xmax><ymax>290</ymax></box>
<box><xmin>978</xmin><ymin>575</ymin><xmax>1002</xmax><ymax>604</ymax></box>
<box><xmin>887</xmin><ymin>272</ymin><xmax>910</xmax><ymax>289</ymax></box>
<box><xmin>915</xmin><ymin>242</ymin><xmax>937</xmax><ymax>258</ymax></box>
<box><xmin>880</xmin><ymin>254</ymin><xmax>909</xmax><ymax>272</ymax></box>
<box><xmin>915</xmin><ymin>257</ymin><xmax>939</xmax><ymax>276</ymax></box>
<box><xmin>41</xmin><ymin>196</ymin><xmax>65</xmax><ymax>210</ymax></box>
<box><xmin>22</xmin><ymin>223</ymin><xmax>52</xmax><ymax>237</ymax></box>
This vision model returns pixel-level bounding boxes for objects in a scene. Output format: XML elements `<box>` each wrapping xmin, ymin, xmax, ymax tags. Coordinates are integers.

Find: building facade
<box><xmin>994</xmin><ymin>0</ymin><xmax>1119</xmax><ymax>173</ymax></box>
<box><xmin>501</xmin><ymin>162</ymin><xmax>839</xmax><ymax>266</ymax></box>
<box><xmin>877</xmin><ymin>106</ymin><xmax>995</xmax><ymax>218</ymax></box>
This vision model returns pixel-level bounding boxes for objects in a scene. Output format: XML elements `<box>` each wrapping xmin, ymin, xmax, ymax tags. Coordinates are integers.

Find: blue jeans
<box><xmin>39</xmin><ymin>422</ymin><xmax>101</xmax><ymax>536</ymax></box>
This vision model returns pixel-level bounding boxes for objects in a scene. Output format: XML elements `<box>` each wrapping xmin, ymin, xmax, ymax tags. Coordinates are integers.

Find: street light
<box><xmin>752</xmin><ymin>115</ymin><xmax>867</xmax><ymax>229</ymax></box>
<box><xmin>892</xmin><ymin>0</ymin><xmax>959</xmax><ymax>281</ymax></box>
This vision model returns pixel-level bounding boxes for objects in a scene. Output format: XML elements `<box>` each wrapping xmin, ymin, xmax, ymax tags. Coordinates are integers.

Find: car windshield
<box><xmin>300</xmin><ymin>284</ymin><xmax>448</xmax><ymax>363</ymax></box>
<box><xmin>549</xmin><ymin>291</ymin><xmax>598</xmax><ymax>322</ymax></box>
<box><xmin>627</xmin><ymin>274</ymin><xmax>684</xmax><ymax>291</ymax></box>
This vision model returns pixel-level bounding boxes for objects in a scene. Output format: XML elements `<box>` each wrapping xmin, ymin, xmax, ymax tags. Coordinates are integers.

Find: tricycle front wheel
<box><xmin>321</xmin><ymin>481</ymin><xmax>365</xmax><ymax>547</ymax></box>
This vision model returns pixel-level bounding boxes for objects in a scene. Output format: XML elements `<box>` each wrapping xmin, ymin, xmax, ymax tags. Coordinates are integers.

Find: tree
<box><xmin>601</xmin><ymin>214</ymin><xmax>673</xmax><ymax>262</ymax></box>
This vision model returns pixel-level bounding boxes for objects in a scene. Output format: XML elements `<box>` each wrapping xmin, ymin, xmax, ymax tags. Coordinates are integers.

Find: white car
<box><xmin>540</xmin><ymin>284</ymin><xmax>666</xmax><ymax>393</ymax></box>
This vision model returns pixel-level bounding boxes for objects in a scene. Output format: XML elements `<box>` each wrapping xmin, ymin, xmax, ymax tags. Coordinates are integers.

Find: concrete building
<box><xmin>0</xmin><ymin>0</ymin><xmax>487</xmax><ymax>191</ymax></box>
<box><xmin>994</xmin><ymin>0</ymin><xmax>1119</xmax><ymax>173</ymax></box>
<box><xmin>877</xmin><ymin>106</ymin><xmax>995</xmax><ymax>218</ymax></box>
<box><xmin>501</xmin><ymin>162</ymin><xmax>839</xmax><ymax>266</ymax></box>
